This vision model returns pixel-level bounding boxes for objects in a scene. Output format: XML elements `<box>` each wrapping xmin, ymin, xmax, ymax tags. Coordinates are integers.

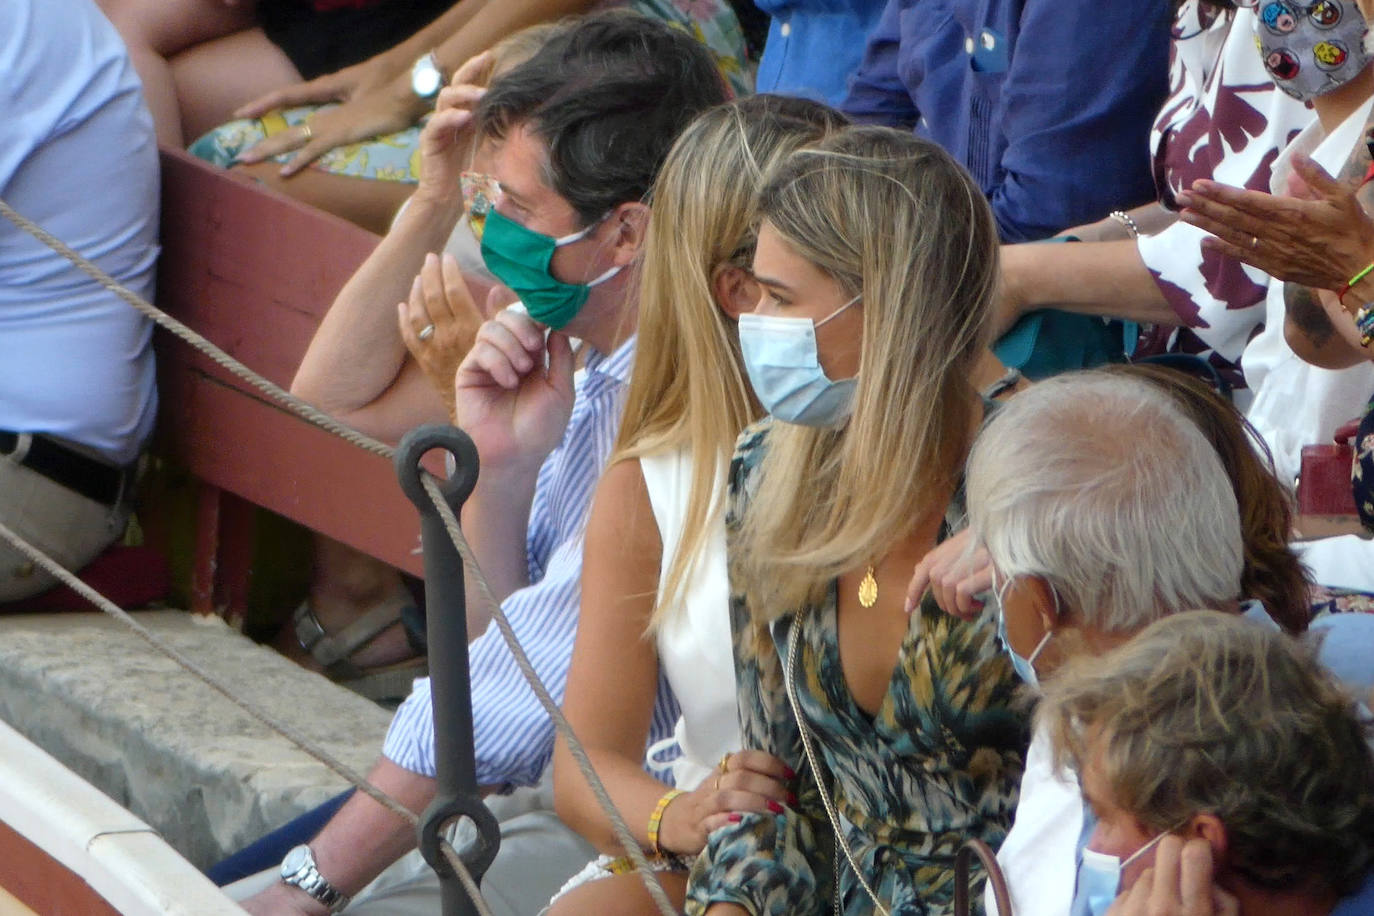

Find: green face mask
<box><xmin>477</xmin><ymin>208</ymin><xmax>622</xmax><ymax>330</ymax></box>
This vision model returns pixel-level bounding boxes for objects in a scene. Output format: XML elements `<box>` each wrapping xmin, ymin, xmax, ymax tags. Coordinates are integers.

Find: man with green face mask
<box><xmin>240</xmin><ymin>13</ymin><xmax>728</xmax><ymax>916</ymax></box>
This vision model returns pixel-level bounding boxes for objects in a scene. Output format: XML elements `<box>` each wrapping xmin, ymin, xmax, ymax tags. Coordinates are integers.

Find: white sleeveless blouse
<box><xmin>639</xmin><ymin>447</ymin><xmax>740</xmax><ymax>790</ymax></box>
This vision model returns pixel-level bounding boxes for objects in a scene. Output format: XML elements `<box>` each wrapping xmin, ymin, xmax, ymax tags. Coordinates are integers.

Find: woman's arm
<box><xmin>555</xmin><ymin>459</ymin><xmax>793</xmax><ymax>855</ymax></box>
<box><xmin>554</xmin><ymin>459</ymin><xmax>677</xmax><ymax>854</ymax></box>
<box><xmin>995</xmin><ymin>239</ymin><xmax>1178</xmax><ymax>339</ymax></box>
<box><xmin>237</xmin><ymin>0</ymin><xmax>606</xmax><ymax>172</ymax></box>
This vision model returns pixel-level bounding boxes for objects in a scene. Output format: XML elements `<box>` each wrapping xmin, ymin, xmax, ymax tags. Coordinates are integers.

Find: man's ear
<box><xmin>1023</xmin><ymin>575</ymin><xmax>1061</xmax><ymax>634</ymax></box>
<box><xmin>606</xmin><ymin>201</ymin><xmax>650</xmax><ymax>266</ymax></box>
<box><xmin>711</xmin><ymin>264</ymin><xmax>760</xmax><ymax>320</ymax></box>
<box><xmin>1187</xmin><ymin>813</ymin><xmax>1228</xmax><ymax>860</ymax></box>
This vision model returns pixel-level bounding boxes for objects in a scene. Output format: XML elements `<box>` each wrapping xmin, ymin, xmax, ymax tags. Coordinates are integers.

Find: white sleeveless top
<box><xmin>639</xmin><ymin>447</ymin><xmax>740</xmax><ymax>790</ymax></box>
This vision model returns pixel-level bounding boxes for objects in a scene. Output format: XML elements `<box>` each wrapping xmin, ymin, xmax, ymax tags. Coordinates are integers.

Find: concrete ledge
<box><xmin>0</xmin><ymin>611</ymin><xmax>393</xmax><ymax>867</ymax></box>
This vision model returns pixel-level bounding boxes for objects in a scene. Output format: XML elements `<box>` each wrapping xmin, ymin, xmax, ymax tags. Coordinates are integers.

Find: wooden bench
<box><xmin>154</xmin><ymin>147</ymin><xmax>423</xmax><ymax>620</ymax></box>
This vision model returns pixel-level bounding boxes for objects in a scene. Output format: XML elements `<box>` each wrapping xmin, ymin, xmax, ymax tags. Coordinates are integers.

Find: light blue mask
<box><xmin>1077</xmin><ymin>833</ymin><xmax>1169</xmax><ymax>916</ymax></box>
<box><xmin>992</xmin><ymin>574</ymin><xmax>1053</xmax><ymax>690</ymax></box>
<box><xmin>738</xmin><ymin>294</ymin><xmax>860</xmax><ymax>427</ymax></box>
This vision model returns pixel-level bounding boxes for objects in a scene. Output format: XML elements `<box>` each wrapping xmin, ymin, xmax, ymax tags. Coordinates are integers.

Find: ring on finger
<box><xmin>719</xmin><ymin>753</ymin><xmax>731</xmax><ymax>774</ymax></box>
<box><xmin>299</xmin><ymin>120</ymin><xmax>313</xmax><ymax>143</ymax></box>
<box><xmin>1250</xmin><ymin>235</ymin><xmax>1260</xmax><ymax>250</ymax></box>
<box><xmin>418</xmin><ymin>323</ymin><xmax>436</xmax><ymax>342</ymax></box>
<box><xmin>713</xmin><ymin>773</ymin><xmax>722</xmax><ymax>791</ymax></box>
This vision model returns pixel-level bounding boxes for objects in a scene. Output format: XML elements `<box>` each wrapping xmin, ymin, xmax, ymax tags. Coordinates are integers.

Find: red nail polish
<box><xmin>783</xmin><ymin>766</ymin><xmax>797</xmax><ymax>779</ymax></box>
<box><xmin>787</xmin><ymin>793</ymin><xmax>798</xmax><ymax>806</ymax></box>
<box><xmin>727</xmin><ymin>813</ymin><xmax>742</xmax><ymax>823</ymax></box>
<box><xmin>767</xmin><ymin>800</ymin><xmax>784</xmax><ymax>814</ymax></box>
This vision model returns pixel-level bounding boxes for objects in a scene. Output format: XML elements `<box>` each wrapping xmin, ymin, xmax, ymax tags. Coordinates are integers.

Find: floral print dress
<box><xmin>189</xmin><ymin>0</ymin><xmax>752</xmax><ymax>183</ymax></box>
<box><xmin>685</xmin><ymin>421</ymin><xmax>1028</xmax><ymax>916</ymax></box>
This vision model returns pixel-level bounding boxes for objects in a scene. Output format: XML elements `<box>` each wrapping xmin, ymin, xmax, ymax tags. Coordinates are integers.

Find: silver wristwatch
<box><xmin>281</xmin><ymin>844</ymin><xmax>350</xmax><ymax>913</ymax></box>
<box><xmin>411</xmin><ymin>51</ymin><xmax>444</xmax><ymax>100</ymax></box>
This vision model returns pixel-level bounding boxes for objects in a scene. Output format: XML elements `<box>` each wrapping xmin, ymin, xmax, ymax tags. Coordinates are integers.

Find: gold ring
<box><xmin>713</xmin><ymin>773</ymin><xmax>722</xmax><ymax>791</ymax></box>
<box><xmin>719</xmin><ymin>753</ymin><xmax>731</xmax><ymax>774</ymax></box>
<box><xmin>1250</xmin><ymin>235</ymin><xmax>1259</xmax><ymax>250</ymax></box>
<box><xmin>300</xmin><ymin>121</ymin><xmax>313</xmax><ymax>142</ymax></box>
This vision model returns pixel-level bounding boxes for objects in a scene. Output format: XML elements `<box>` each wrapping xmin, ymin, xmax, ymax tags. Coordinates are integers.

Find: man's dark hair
<box><xmin>476</xmin><ymin>11</ymin><xmax>729</xmax><ymax>225</ymax></box>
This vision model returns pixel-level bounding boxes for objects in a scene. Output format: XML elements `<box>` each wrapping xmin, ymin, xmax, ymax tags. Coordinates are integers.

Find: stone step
<box><xmin>0</xmin><ymin>610</ymin><xmax>393</xmax><ymax>869</ymax></box>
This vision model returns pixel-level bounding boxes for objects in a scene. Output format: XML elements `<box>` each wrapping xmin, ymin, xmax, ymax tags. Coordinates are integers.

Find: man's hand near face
<box><xmin>454</xmin><ymin>309</ymin><xmax>575</xmax><ymax>472</ymax></box>
<box><xmin>1108</xmin><ymin>836</ymin><xmax>1239</xmax><ymax>916</ymax></box>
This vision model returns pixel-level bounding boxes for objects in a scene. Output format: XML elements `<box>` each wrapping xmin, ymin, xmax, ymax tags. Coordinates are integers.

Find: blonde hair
<box><xmin>611</xmin><ymin>96</ymin><xmax>847</xmax><ymax>631</ymax></box>
<box><xmin>739</xmin><ymin>126</ymin><xmax>999</xmax><ymax>618</ymax></box>
<box><xmin>1039</xmin><ymin>610</ymin><xmax>1374</xmax><ymax>897</ymax></box>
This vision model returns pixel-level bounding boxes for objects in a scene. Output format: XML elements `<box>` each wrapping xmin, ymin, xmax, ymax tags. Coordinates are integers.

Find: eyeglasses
<box><xmin>460</xmin><ymin>171</ymin><xmax>499</xmax><ymax>241</ymax></box>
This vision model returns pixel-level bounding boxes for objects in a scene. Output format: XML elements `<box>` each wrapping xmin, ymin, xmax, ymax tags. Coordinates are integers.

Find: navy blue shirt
<box><xmin>754</xmin><ymin>0</ymin><xmax>889</xmax><ymax>106</ymax></box>
<box><xmin>841</xmin><ymin>0</ymin><xmax>1170</xmax><ymax>242</ymax></box>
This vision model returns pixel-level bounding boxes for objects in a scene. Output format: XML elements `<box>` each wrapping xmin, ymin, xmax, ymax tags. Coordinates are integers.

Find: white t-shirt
<box><xmin>986</xmin><ymin>725</ymin><xmax>1083</xmax><ymax>916</ymax></box>
<box><xmin>640</xmin><ymin>447</ymin><xmax>741</xmax><ymax>790</ymax></box>
<box><xmin>0</xmin><ymin>0</ymin><xmax>159</xmax><ymax>465</ymax></box>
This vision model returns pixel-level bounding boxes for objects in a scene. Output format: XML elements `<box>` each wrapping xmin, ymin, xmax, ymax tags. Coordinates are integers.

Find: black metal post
<box><xmin>396</xmin><ymin>425</ymin><xmax>501</xmax><ymax>916</ymax></box>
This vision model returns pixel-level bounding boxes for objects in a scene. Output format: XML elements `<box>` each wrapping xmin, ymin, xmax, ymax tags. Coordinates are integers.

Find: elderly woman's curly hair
<box><xmin>1040</xmin><ymin>610</ymin><xmax>1374</xmax><ymax>898</ymax></box>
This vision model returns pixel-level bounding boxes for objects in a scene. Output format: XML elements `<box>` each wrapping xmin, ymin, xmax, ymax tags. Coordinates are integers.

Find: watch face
<box><xmin>282</xmin><ymin>844</ymin><xmax>310</xmax><ymax>878</ymax></box>
<box><xmin>413</xmin><ymin>59</ymin><xmax>442</xmax><ymax>98</ymax></box>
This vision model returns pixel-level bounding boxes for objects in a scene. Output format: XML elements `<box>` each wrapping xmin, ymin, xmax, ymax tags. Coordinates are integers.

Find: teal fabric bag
<box><xmin>991</xmin><ymin>236</ymin><xmax>1136</xmax><ymax>380</ymax></box>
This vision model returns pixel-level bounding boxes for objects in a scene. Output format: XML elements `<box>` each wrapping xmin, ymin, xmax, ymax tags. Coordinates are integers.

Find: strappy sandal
<box><xmin>292</xmin><ymin>596</ymin><xmax>427</xmax><ymax>703</ymax></box>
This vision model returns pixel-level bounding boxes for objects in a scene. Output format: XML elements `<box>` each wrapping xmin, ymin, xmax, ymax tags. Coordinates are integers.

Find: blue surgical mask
<box><xmin>738</xmin><ymin>294</ymin><xmax>860</xmax><ymax>427</ymax></box>
<box><xmin>992</xmin><ymin>574</ymin><xmax>1053</xmax><ymax>690</ymax></box>
<box><xmin>1077</xmin><ymin>832</ymin><xmax>1169</xmax><ymax>916</ymax></box>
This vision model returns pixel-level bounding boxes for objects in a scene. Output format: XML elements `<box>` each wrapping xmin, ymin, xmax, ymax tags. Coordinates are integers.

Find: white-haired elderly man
<box><xmin>924</xmin><ymin>370</ymin><xmax>1374</xmax><ymax>916</ymax></box>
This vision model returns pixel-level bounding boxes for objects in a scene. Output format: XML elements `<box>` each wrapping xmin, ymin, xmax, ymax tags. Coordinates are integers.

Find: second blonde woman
<box><xmin>547</xmin><ymin>95</ymin><xmax>848</xmax><ymax>915</ymax></box>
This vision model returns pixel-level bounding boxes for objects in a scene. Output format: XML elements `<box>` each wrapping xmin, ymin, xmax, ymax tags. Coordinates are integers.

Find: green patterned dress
<box><xmin>189</xmin><ymin>0</ymin><xmax>751</xmax><ymax>182</ymax></box>
<box><xmin>685</xmin><ymin>420</ymin><xmax>1028</xmax><ymax>916</ymax></box>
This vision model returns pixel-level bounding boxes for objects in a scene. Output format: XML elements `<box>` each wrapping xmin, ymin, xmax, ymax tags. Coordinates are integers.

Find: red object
<box><xmin>0</xmin><ymin>546</ymin><xmax>170</xmax><ymax>615</ymax></box>
<box><xmin>1298</xmin><ymin>415</ymin><xmax>1358</xmax><ymax>520</ymax></box>
<box><xmin>154</xmin><ymin>148</ymin><xmax>423</xmax><ymax>621</ymax></box>
<box><xmin>1298</xmin><ymin>444</ymin><xmax>1358</xmax><ymax>517</ymax></box>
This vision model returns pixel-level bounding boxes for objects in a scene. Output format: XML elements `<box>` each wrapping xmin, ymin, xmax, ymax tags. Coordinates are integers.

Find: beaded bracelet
<box><xmin>647</xmin><ymin>788</ymin><xmax>684</xmax><ymax>856</ymax></box>
<box><xmin>1108</xmin><ymin>210</ymin><xmax>1141</xmax><ymax>239</ymax></box>
<box><xmin>1356</xmin><ymin>303</ymin><xmax>1374</xmax><ymax>348</ymax></box>
<box><xmin>1336</xmin><ymin>260</ymin><xmax>1374</xmax><ymax>305</ymax></box>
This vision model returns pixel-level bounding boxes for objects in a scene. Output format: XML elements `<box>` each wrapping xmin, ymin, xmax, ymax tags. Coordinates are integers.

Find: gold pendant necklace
<box><xmin>858</xmin><ymin>565</ymin><xmax>878</xmax><ymax>608</ymax></box>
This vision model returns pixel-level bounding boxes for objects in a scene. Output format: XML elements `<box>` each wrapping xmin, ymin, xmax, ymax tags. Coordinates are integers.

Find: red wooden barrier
<box><xmin>154</xmin><ymin>148</ymin><xmax>423</xmax><ymax>618</ymax></box>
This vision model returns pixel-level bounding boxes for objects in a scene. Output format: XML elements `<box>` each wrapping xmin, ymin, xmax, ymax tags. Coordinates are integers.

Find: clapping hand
<box><xmin>398</xmin><ymin>252</ymin><xmax>510</xmax><ymax>416</ymax></box>
<box><xmin>1177</xmin><ymin>155</ymin><xmax>1374</xmax><ymax>292</ymax></box>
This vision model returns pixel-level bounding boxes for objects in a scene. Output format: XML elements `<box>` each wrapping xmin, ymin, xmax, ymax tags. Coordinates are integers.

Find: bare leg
<box><xmin>545</xmin><ymin>872</ymin><xmax>688</xmax><ymax>916</ymax></box>
<box><xmin>95</xmin><ymin>0</ymin><xmax>258</xmax><ymax>146</ymax></box>
<box><xmin>276</xmin><ymin>535</ymin><xmax>416</xmax><ymax>672</ymax></box>
<box><xmin>170</xmin><ymin>26</ymin><xmax>302</xmax><ymax>142</ymax></box>
<box><xmin>235</xmin><ymin>162</ymin><xmax>414</xmax><ymax>236</ymax></box>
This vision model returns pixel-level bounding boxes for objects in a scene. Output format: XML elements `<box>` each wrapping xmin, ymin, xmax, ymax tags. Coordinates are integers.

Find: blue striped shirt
<box><xmin>383</xmin><ymin>336</ymin><xmax>682</xmax><ymax>790</ymax></box>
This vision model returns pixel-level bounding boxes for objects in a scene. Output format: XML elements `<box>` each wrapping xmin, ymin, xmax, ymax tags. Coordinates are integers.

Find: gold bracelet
<box><xmin>647</xmin><ymin>788</ymin><xmax>684</xmax><ymax>856</ymax></box>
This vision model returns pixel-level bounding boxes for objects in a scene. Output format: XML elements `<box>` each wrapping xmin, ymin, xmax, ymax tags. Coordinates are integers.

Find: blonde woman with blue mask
<box><xmin>686</xmin><ymin>127</ymin><xmax>1026</xmax><ymax>916</ymax></box>
<box><xmin>547</xmin><ymin>95</ymin><xmax>848</xmax><ymax>916</ymax></box>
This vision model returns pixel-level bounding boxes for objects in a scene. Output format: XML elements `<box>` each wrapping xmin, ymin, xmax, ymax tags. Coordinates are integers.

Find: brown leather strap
<box><xmin>954</xmin><ymin>838</ymin><xmax>1012</xmax><ymax>916</ymax></box>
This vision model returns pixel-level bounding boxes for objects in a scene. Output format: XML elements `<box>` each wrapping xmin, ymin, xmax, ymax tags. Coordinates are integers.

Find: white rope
<box><xmin>0</xmin><ymin>197</ymin><xmax>678</xmax><ymax>915</ymax></box>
